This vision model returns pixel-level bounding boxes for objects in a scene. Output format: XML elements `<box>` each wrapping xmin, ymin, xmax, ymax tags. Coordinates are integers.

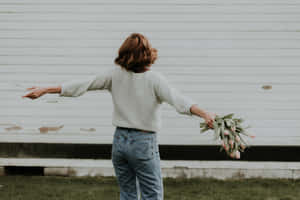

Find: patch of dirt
<box><xmin>5</xmin><ymin>125</ymin><xmax>22</xmax><ymax>131</ymax></box>
<box><xmin>39</xmin><ymin>125</ymin><xmax>64</xmax><ymax>134</ymax></box>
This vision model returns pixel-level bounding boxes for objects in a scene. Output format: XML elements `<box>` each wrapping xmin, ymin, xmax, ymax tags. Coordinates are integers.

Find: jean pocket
<box><xmin>133</xmin><ymin>138</ymin><xmax>154</xmax><ymax>161</ymax></box>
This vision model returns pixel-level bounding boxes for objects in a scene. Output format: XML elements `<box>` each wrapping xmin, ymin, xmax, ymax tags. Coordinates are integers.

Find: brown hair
<box><xmin>114</xmin><ymin>33</ymin><xmax>158</xmax><ymax>73</ymax></box>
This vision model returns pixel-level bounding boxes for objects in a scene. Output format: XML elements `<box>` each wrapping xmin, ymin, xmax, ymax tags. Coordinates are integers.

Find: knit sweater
<box><xmin>59</xmin><ymin>67</ymin><xmax>197</xmax><ymax>132</ymax></box>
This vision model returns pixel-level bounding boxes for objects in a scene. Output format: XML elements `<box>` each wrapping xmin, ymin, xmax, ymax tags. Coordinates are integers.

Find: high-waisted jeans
<box><xmin>112</xmin><ymin>126</ymin><xmax>163</xmax><ymax>200</ymax></box>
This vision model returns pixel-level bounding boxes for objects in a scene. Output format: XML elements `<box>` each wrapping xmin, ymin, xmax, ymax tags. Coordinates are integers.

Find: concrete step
<box><xmin>1</xmin><ymin>158</ymin><xmax>300</xmax><ymax>179</ymax></box>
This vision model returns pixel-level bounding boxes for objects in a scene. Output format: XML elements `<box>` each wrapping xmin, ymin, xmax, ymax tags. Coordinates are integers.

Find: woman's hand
<box><xmin>203</xmin><ymin>112</ymin><xmax>216</xmax><ymax>129</ymax></box>
<box><xmin>22</xmin><ymin>86</ymin><xmax>47</xmax><ymax>100</ymax></box>
<box><xmin>190</xmin><ymin>105</ymin><xmax>216</xmax><ymax>129</ymax></box>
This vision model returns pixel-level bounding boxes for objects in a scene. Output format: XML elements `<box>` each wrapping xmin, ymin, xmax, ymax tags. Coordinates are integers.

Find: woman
<box><xmin>23</xmin><ymin>33</ymin><xmax>216</xmax><ymax>200</ymax></box>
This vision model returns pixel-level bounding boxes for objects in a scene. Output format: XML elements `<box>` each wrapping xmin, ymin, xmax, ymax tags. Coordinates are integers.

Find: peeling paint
<box><xmin>262</xmin><ymin>85</ymin><xmax>272</xmax><ymax>90</ymax></box>
<box><xmin>80</xmin><ymin>128</ymin><xmax>96</xmax><ymax>132</ymax></box>
<box><xmin>5</xmin><ymin>125</ymin><xmax>22</xmax><ymax>131</ymax></box>
<box><xmin>39</xmin><ymin>125</ymin><xmax>64</xmax><ymax>134</ymax></box>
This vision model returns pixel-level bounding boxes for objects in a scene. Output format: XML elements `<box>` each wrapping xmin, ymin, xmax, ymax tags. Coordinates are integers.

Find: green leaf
<box><xmin>225</xmin><ymin>119</ymin><xmax>232</xmax><ymax>128</ymax></box>
<box><xmin>219</xmin><ymin>147</ymin><xmax>223</xmax><ymax>152</ymax></box>
<box><xmin>221</xmin><ymin>121</ymin><xmax>225</xmax><ymax>133</ymax></box>
<box><xmin>234</xmin><ymin>118</ymin><xmax>244</xmax><ymax>123</ymax></box>
<box><xmin>214</xmin><ymin>125</ymin><xmax>219</xmax><ymax>135</ymax></box>
<box><xmin>244</xmin><ymin>125</ymin><xmax>252</xmax><ymax>129</ymax></box>
<box><xmin>200</xmin><ymin>122</ymin><xmax>207</xmax><ymax>128</ymax></box>
<box><xmin>214</xmin><ymin>127</ymin><xmax>221</xmax><ymax>140</ymax></box>
<box><xmin>220</xmin><ymin>122</ymin><xmax>225</xmax><ymax>139</ymax></box>
<box><xmin>200</xmin><ymin>126</ymin><xmax>210</xmax><ymax>133</ymax></box>
<box><xmin>223</xmin><ymin>113</ymin><xmax>234</xmax><ymax>119</ymax></box>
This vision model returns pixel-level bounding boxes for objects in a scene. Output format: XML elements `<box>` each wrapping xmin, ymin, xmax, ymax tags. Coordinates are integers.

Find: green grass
<box><xmin>0</xmin><ymin>176</ymin><xmax>300</xmax><ymax>200</ymax></box>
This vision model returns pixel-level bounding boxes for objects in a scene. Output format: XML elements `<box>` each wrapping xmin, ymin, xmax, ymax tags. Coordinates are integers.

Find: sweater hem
<box><xmin>112</xmin><ymin>120</ymin><xmax>159</xmax><ymax>133</ymax></box>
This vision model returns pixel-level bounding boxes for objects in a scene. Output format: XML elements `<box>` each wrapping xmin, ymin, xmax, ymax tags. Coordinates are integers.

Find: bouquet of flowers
<box><xmin>200</xmin><ymin>113</ymin><xmax>254</xmax><ymax>159</ymax></box>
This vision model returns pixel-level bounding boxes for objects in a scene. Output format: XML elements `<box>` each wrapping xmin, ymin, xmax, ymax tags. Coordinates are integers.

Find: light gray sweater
<box><xmin>59</xmin><ymin>67</ymin><xmax>197</xmax><ymax>132</ymax></box>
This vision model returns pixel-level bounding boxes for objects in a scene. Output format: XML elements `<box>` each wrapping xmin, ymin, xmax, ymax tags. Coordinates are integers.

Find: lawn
<box><xmin>0</xmin><ymin>176</ymin><xmax>300</xmax><ymax>200</ymax></box>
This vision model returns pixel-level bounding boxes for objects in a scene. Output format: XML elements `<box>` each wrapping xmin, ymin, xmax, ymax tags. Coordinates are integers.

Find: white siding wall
<box><xmin>0</xmin><ymin>0</ymin><xmax>300</xmax><ymax>145</ymax></box>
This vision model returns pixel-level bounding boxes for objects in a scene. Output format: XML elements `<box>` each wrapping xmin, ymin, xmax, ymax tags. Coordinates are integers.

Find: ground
<box><xmin>0</xmin><ymin>176</ymin><xmax>300</xmax><ymax>200</ymax></box>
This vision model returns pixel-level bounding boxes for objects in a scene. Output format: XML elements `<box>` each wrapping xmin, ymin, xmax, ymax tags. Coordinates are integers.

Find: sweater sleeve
<box><xmin>59</xmin><ymin>68</ymin><xmax>113</xmax><ymax>97</ymax></box>
<box><xmin>153</xmin><ymin>72</ymin><xmax>198</xmax><ymax>116</ymax></box>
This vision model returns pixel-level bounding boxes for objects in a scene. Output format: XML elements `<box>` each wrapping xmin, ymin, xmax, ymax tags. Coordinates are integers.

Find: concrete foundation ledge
<box><xmin>1</xmin><ymin>158</ymin><xmax>300</xmax><ymax>179</ymax></box>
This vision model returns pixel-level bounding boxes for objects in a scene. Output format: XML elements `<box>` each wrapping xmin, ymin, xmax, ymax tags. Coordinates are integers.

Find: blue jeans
<box><xmin>112</xmin><ymin>126</ymin><xmax>163</xmax><ymax>200</ymax></box>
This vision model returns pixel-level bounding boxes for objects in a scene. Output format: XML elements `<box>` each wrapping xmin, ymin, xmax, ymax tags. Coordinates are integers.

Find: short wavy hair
<box><xmin>114</xmin><ymin>33</ymin><xmax>158</xmax><ymax>73</ymax></box>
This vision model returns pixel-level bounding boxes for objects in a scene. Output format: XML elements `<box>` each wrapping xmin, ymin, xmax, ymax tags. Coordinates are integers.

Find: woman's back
<box><xmin>110</xmin><ymin>66</ymin><xmax>162</xmax><ymax>132</ymax></box>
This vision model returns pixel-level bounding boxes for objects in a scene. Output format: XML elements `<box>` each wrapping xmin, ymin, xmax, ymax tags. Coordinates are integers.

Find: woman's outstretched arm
<box><xmin>22</xmin><ymin>85</ymin><xmax>61</xmax><ymax>100</ymax></box>
<box><xmin>22</xmin><ymin>68</ymin><xmax>114</xmax><ymax>100</ymax></box>
<box><xmin>153</xmin><ymin>72</ymin><xmax>216</xmax><ymax>128</ymax></box>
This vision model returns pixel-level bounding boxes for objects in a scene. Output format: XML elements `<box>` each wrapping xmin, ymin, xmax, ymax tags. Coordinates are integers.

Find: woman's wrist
<box><xmin>43</xmin><ymin>85</ymin><xmax>61</xmax><ymax>94</ymax></box>
<box><xmin>190</xmin><ymin>104</ymin><xmax>208</xmax><ymax>119</ymax></box>
<box><xmin>41</xmin><ymin>87</ymin><xmax>49</xmax><ymax>94</ymax></box>
<box><xmin>202</xmin><ymin>112</ymin><xmax>210</xmax><ymax>120</ymax></box>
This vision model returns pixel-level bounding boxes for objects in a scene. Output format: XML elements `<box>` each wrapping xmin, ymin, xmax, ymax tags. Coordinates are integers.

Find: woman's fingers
<box><xmin>206</xmin><ymin>114</ymin><xmax>215</xmax><ymax>129</ymax></box>
<box><xmin>22</xmin><ymin>93</ymin><xmax>31</xmax><ymax>98</ymax></box>
<box><xmin>23</xmin><ymin>86</ymin><xmax>40</xmax><ymax>99</ymax></box>
<box><xmin>22</xmin><ymin>92</ymin><xmax>36</xmax><ymax>99</ymax></box>
<box><xmin>26</xmin><ymin>86</ymin><xmax>37</xmax><ymax>90</ymax></box>
<box><xmin>207</xmin><ymin>112</ymin><xmax>217</xmax><ymax>128</ymax></box>
<box><xmin>206</xmin><ymin>120</ymin><xmax>213</xmax><ymax>129</ymax></box>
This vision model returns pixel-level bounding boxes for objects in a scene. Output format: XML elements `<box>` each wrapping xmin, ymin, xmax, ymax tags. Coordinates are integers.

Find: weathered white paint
<box><xmin>1</xmin><ymin>158</ymin><xmax>300</xmax><ymax>179</ymax></box>
<box><xmin>0</xmin><ymin>0</ymin><xmax>299</xmax><ymax>145</ymax></box>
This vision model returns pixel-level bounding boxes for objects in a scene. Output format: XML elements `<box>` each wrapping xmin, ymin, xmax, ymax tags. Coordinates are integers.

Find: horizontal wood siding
<box><xmin>0</xmin><ymin>0</ymin><xmax>299</xmax><ymax>145</ymax></box>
